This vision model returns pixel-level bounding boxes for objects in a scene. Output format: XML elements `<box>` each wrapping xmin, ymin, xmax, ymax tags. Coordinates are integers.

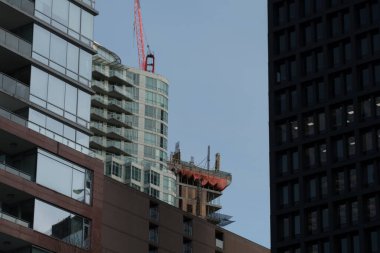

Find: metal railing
<box><xmin>4</xmin><ymin>0</ymin><xmax>34</xmax><ymax>15</ymax></box>
<box><xmin>0</xmin><ymin>26</ymin><xmax>32</xmax><ymax>57</ymax></box>
<box><xmin>0</xmin><ymin>160</ymin><xmax>32</xmax><ymax>181</ymax></box>
<box><xmin>0</xmin><ymin>72</ymin><xmax>30</xmax><ymax>100</ymax></box>
<box><xmin>0</xmin><ymin>210</ymin><xmax>30</xmax><ymax>228</ymax></box>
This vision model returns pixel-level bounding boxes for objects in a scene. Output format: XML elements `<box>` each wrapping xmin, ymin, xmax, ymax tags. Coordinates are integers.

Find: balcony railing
<box><xmin>0</xmin><ymin>106</ymin><xmax>96</xmax><ymax>157</ymax></box>
<box><xmin>4</xmin><ymin>0</ymin><xmax>34</xmax><ymax>15</ymax></box>
<box><xmin>0</xmin><ymin>26</ymin><xmax>32</xmax><ymax>58</ymax></box>
<box><xmin>0</xmin><ymin>210</ymin><xmax>30</xmax><ymax>228</ymax></box>
<box><xmin>0</xmin><ymin>72</ymin><xmax>30</xmax><ymax>100</ymax></box>
<box><xmin>216</xmin><ymin>239</ymin><xmax>224</xmax><ymax>250</ymax></box>
<box><xmin>0</xmin><ymin>160</ymin><xmax>32</xmax><ymax>181</ymax></box>
<box><xmin>92</xmin><ymin>65</ymin><xmax>108</xmax><ymax>77</ymax></box>
<box><xmin>109</xmin><ymin>85</ymin><xmax>134</xmax><ymax>100</ymax></box>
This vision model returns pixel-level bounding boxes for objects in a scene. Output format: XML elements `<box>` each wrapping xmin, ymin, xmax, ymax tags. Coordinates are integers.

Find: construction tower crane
<box><xmin>134</xmin><ymin>0</ymin><xmax>155</xmax><ymax>73</ymax></box>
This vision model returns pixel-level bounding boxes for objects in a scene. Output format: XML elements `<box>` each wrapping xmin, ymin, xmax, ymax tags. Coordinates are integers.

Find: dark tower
<box><xmin>269</xmin><ymin>0</ymin><xmax>380</xmax><ymax>252</ymax></box>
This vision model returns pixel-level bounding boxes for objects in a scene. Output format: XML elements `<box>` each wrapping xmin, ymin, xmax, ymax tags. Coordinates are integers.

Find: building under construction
<box><xmin>168</xmin><ymin>144</ymin><xmax>233</xmax><ymax>226</ymax></box>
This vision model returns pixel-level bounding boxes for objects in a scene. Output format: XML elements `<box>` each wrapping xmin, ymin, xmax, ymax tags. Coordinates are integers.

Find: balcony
<box><xmin>0</xmin><ymin>232</ymin><xmax>52</xmax><ymax>252</ymax></box>
<box><xmin>0</xmin><ymin>26</ymin><xmax>32</xmax><ymax>59</ymax></box>
<box><xmin>90</xmin><ymin>136</ymin><xmax>107</xmax><ymax>150</ymax></box>
<box><xmin>92</xmin><ymin>80</ymin><xmax>108</xmax><ymax>94</ymax></box>
<box><xmin>92</xmin><ymin>95</ymin><xmax>108</xmax><ymax>108</ymax></box>
<box><xmin>92</xmin><ymin>65</ymin><xmax>108</xmax><ymax>79</ymax></box>
<box><xmin>107</xmin><ymin>113</ymin><xmax>135</xmax><ymax>128</ymax></box>
<box><xmin>106</xmin><ymin>140</ymin><xmax>127</xmax><ymax>155</ymax></box>
<box><xmin>108</xmin><ymin>85</ymin><xmax>134</xmax><ymax>101</ymax></box>
<box><xmin>0</xmin><ymin>72</ymin><xmax>30</xmax><ymax>101</ymax></box>
<box><xmin>90</xmin><ymin>108</ymin><xmax>108</xmax><ymax>121</ymax></box>
<box><xmin>90</xmin><ymin>122</ymin><xmax>107</xmax><ymax>135</ymax></box>
<box><xmin>0</xmin><ymin>106</ymin><xmax>95</xmax><ymax>156</ymax></box>
<box><xmin>0</xmin><ymin>183</ymin><xmax>34</xmax><ymax>228</ymax></box>
<box><xmin>0</xmin><ymin>160</ymin><xmax>33</xmax><ymax>181</ymax></box>
<box><xmin>4</xmin><ymin>0</ymin><xmax>34</xmax><ymax>15</ymax></box>
<box><xmin>108</xmin><ymin>99</ymin><xmax>135</xmax><ymax>114</ymax></box>
<box><xmin>109</xmin><ymin>69</ymin><xmax>132</xmax><ymax>85</ymax></box>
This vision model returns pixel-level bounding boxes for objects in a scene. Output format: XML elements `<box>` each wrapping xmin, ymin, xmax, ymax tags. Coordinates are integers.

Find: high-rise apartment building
<box><xmin>0</xmin><ymin>0</ymin><xmax>103</xmax><ymax>252</ymax></box>
<box><xmin>90</xmin><ymin>43</ymin><xmax>177</xmax><ymax>206</ymax></box>
<box><xmin>269</xmin><ymin>1</ymin><xmax>380</xmax><ymax>252</ymax></box>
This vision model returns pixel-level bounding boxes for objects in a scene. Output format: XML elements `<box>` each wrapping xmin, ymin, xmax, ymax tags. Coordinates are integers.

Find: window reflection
<box><xmin>33</xmin><ymin>200</ymin><xmax>91</xmax><ymax>249</ymax></box>
<box><xmin>36</xmin><ymin>149</ymin><xmax>92</xmax><ymax>204</ymax></box>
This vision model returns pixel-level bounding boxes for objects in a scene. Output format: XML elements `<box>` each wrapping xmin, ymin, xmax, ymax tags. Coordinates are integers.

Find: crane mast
<box><xmin>134</xmin><ymin>0</ymin><xmax>155</xmax><ymax>72</ymax></box>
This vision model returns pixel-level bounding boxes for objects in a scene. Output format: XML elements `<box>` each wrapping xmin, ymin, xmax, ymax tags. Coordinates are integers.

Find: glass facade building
<box><xmin>269</xmin><ymin>1</ymin><xmax>380</xmax><ymax>252</ymax></box>
<box><xmin>90</xmin><ymin>43</ymin><xmax>177</xmax><ymax>206</ymax></box>
<box><xmin>0</xmin><ymin>0</ymin><xmax>101</xmax><ymax>252</ymax></box>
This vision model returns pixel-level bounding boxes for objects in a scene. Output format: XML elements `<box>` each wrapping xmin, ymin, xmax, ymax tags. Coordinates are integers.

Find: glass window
<box><xmin>81</xmin><ymin>11</ymin><xmax>94</xmax><ymax>40</ymax></box>
<box><xmin>64</xmin><ymin>83</ymin><xmax>77</xmax><ymax>115</ymax></box>
<box><xmin>309</xmin><ymin>178</ymin><xmax>317</xmax><ymax>200</ymax></box>
<box><xmin>33</xmin><ymin>199</ymin><xmax>90</xmax><ymax>249</ymax></box>
<box><xmin>77</xmin><ymin>91</ymin><xmax>91</xmax><ymax>122</ymax></box>
<box><xmin>36</xmin><ymin>151</ymin><xmax>72</xmax><ymax>197</ymax></box>
<box><xmin>30</xmin><ymin>67</ymin><xmax>48</xmax><ymax>100</ymax></box>
<box><xmin>52</xmin><ymin>0</ymin><xmax>69</xmax><ymax>26</ymax></box>
<box><xmin>363</xmin><ymin>131</ymin><xmax>374</xmax><ymax>152</ymax></box>
<box><xmin>48</xmin><ymin>75</ymin><xmax>65</xmax><ymax>109</ymax></box>
<box><xmin>33</xmin><ymin>25</ymin><xmax>50</xmax><ymax>58</ymax></box>
<box><xmin>305</xmin><ymin>147</ymin><xmax>316</xmax><ymax>166</ymax></box>
<box><xmin>67</xmin><ymin>43</ymin><xmax>79</xmax><ymax>74</ymax></box>
<box><xmin>50</xmin><ymin>34</ymin><xmax>67</xmax><ymax>68</ymax></box>
<box><xmin>79</xmin><ymin>50</ymin><xmax>92</xmax><ymax>81</ymax></box>
<box><xmin>68</xmin><ymin>3</ymin><xmax>80</xmax><ymax>33</ymax></box>
<box><xmin>36</xmin><ymin>0</ymin><xmax>52</xmax><ymax>17</ymax></box>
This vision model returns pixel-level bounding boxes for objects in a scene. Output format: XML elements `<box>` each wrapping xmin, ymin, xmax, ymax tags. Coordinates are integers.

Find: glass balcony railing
<box><xmin>216</xmin><ymin>239</ymin><xmax>224</xmax><ymax>250</ymax></box>
<box><xmin>0</xmin><ymin>72</ymin><xmax>30</xmax><ymax>100</ymax></box>
<box><xmin>0</xmin><ymin>106</ymin><xmax>96</xmax><ymax>157</ymax></box>
<box><xmin>4</xmin><ymin>0</ymin><xmax>34</xmax><ymax>15</ymax></box>
<box><xmin>91</xmin><ymin>108</ymin><xmax>108</xmax><ymax>119</ymax></box>
<box><xmin>92</xmin><ymin>80</ymin><xmax>108</xmax><ymax>92</ymax></box>
<box><xmin>0</xmin><ymin>210</ymin><xmax>30</xmax><ymax>228</ymax></box>
<box><xmin>0</xmin><ymin>26</ymin><xmax>32</xmax><ymax>58</ymax></box>
<box><xmin>91</xmin><ymin>136</ymin><xmax>107</xmax><ymax>147</ymax></box>
<box><xmin>0</xmin><ymin>160</ymin><xmax>32</xmax><ymax>181</ymax></box>
<box><xmin>93</xmin><ymin>95</ymin><xmax>108</xmax><ymax>106</ymax></box>
<box><xmin>90</xmin><ymin>122</ymin><xmax>107</xmax><ymax>133</ymax></box>
<box><xmin>92</xmin><ymin>65</ymin><xmax>108</xmax><ymax>77</ymax></box>
<box><xmin>109</xmin><ymin>85</ymin><xmax>134</xmax><ymax>100</ymax></box>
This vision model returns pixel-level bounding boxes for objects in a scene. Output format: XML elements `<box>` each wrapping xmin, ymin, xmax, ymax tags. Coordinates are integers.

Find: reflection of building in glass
<box><xmin>90</xmin><ymin>43</ymin><xmax>176</xmax><ymax>205</ymax></box>
<box><xmin>51</xmin><ymin>214</ymin><xmax>90</xmax><ymax>249</ymax></box>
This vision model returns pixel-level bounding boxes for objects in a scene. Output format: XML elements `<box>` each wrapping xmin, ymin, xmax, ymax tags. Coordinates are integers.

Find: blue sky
<box><xmin>94</xmin><ymin>0</ymin><xmax>270</xmax><ymax>247</ymax></box>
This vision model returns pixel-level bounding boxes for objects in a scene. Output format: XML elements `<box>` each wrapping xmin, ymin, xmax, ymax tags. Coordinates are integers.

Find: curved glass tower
<box><xmin>91</xmin><ymin>43</ymin><xmax>177</xmax><ymax>206</ymax></box>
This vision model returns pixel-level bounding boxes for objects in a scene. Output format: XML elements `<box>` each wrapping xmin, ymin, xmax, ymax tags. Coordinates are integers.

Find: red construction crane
<box><xmin>134</xmin><ymin>0</ymin><xmax>155</xmax><ymax>73</ymax></box>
